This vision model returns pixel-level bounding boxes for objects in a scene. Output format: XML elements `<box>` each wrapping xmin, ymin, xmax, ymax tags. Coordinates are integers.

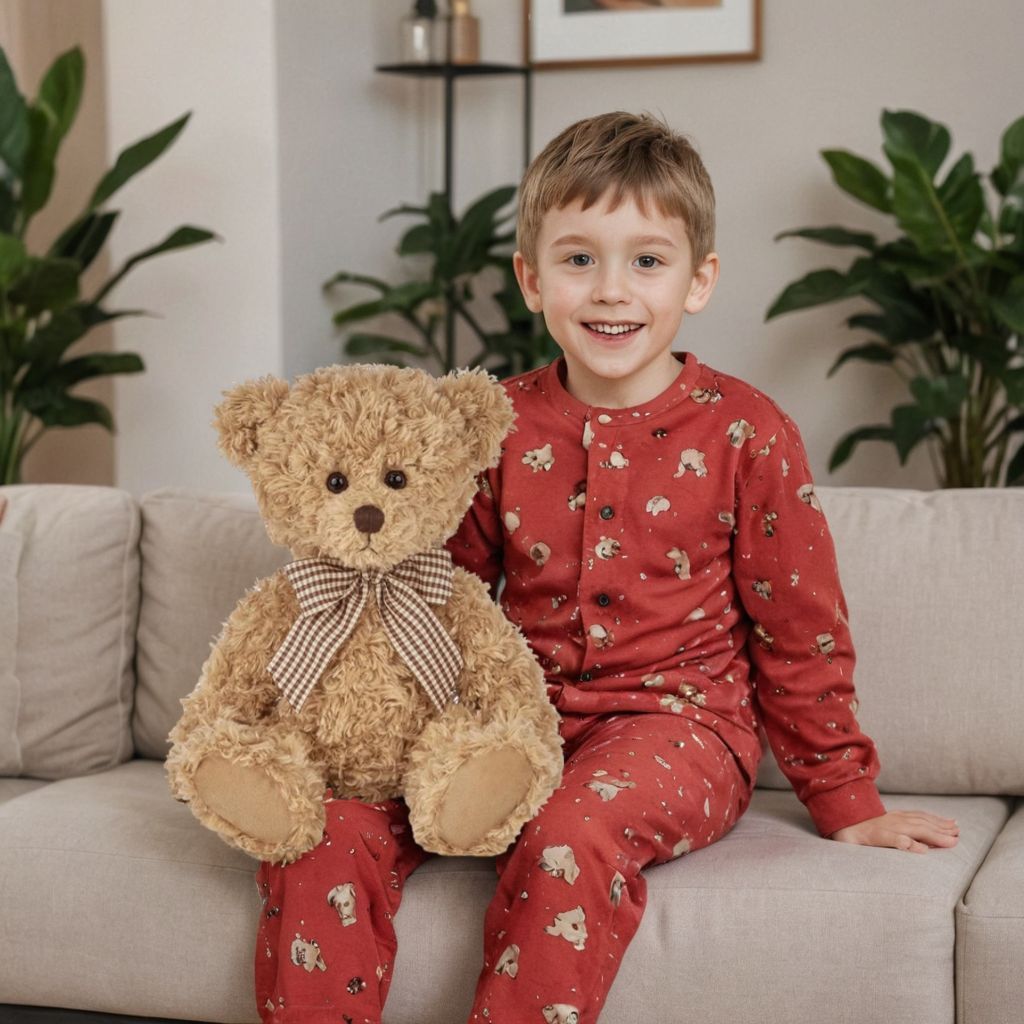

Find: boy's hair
<box><xmin>516</xmin><ymin>111</ymin><xmax>715</xmax><ymax>270</ymax></box>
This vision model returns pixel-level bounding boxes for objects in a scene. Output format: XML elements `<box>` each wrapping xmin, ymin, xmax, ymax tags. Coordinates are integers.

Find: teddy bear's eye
<box><xmin>384</xmin><ymin>470</ymin><xmax>407</xmax><ymax>490</ymax></box>
<box><xmin>326</xmin><ymin>472</ymin><xmax>348</xmax><ymax>494</ymax></box>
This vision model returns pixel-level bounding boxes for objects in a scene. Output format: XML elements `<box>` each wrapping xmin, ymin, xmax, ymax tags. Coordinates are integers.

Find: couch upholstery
<box><xmin>0</xmin><ymin>483</ymin><xmax>1021</xmax><ymax>1024</ymax></box>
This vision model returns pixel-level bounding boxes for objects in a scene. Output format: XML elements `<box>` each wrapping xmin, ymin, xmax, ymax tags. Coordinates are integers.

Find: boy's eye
<box><xmin>635</xmin><ymin>255</ymin><xmax>661</xmax><ymax>268</ymax></box>
<box><xmin>569</xmin><ymin>253</ymin><xmax>592</xmax><ymax>267</ymax></box>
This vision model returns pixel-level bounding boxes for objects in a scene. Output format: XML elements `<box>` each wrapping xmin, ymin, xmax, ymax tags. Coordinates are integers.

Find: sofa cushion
<box><xmin>0</xmin><ymin>777</ymin><xmax>48</xmax><ymax>806</ymax></box>
<box><xmin>132</xmin><ymin>488</ymin><xmax>291</xmax><ymax>760</ymax></box>
<box><xmin>956</xmin><ymin>797</ymin><xmax>1024</xmax><ymax>1024</ymax></box>
<box><xmin>0</xmin><ymin>511</ymin><xmax>22</xmax><ymax>776</ymax></box>
<box><xmin>0</xmin><ymin>759</ymin><xmax>1008</xmax><ymax>1024</ymax></box>
<box><xmin>0</xmin><ymin>760</ymin><xmax>258</xmax><ymax>1022</ymax></box>
<box><xmin>0</xmin><ymin>485</ymin><xmax>139</xmax><ymax>780</ymax></box>
<box><xmin>755</xmin><ymin>486</ymin><xmax>1024</xmax><ymax>796</ymax></box>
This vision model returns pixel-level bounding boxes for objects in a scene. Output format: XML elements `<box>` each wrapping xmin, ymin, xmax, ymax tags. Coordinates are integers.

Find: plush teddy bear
<box><xmin>166</xmin><ymin>363</ymin><xmax>563</xmax><ymax>864</ymax></box>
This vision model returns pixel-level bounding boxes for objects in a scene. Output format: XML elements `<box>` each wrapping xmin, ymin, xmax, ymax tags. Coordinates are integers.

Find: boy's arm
<box><xmin>445</xmin><ymin>468</ymin><xmax>504</xmax><ymax>600</ymax></box>
<box><xmin>732</xmin><ymin>411</ymin><xmax>886</xmax><ymax>839</ymax></box>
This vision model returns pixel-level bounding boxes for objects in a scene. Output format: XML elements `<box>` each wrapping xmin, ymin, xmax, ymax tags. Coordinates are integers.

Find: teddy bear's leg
<box><xmin>404</xmin><ymin>706</ymin><xmax>563</xmax><ymax>857</ymax></box>
<box><xmin>166</xmin><ymin>716</ymin><xmax>327</xmax><ymax>863</ymax></box>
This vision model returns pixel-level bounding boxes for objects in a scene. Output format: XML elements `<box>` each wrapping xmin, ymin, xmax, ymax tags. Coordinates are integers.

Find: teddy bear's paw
<box><xmin>190</xmin><ymin>753</ymin><xmax>323</xmax><ymax>863</ymax></box>
<box><xmin>435</xmin><ymin>745</ymin><xmax>534</xmax><ymax>850</ymax></box>
<box><xmin>194</xmin><ymin>753</ymin><xmax>297</xmax><ymax>845</ymax></box>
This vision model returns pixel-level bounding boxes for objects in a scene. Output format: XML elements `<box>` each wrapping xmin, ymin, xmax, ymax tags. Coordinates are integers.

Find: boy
<box><xmin>254</xmin><ymin>111</ymin><xmax>958</xmax><ymax>1024</ymax></box>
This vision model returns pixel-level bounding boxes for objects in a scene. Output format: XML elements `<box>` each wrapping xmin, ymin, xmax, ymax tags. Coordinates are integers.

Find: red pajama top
<box><xmin>446</xmin><ymin>352</ymin><xmax>886</xmax><ymax>839</ymax></box>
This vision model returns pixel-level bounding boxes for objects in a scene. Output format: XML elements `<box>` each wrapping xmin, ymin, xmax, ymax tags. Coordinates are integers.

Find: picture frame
<box><xmin>524</xmin><ymin>0</ymin><xmax>762</xmax><ymax>70</ymax></box>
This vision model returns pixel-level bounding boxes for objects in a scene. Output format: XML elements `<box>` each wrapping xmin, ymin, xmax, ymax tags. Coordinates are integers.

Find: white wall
<box><xmin>272</xmin><ymin>0</ymin><xmax>529</xmax><ymax>382</ymax></box>
<box><xmin>102</xmin><ymin>0</ymin><xmax>1024</xmax><ymax>494</ymax></box>
<box><xmin>273</xmin><ymin>1</ymin><xmax>419</xmax><ymax>381</ymax></box>
<box><xmin>102</xmin><ymin>0</ymin><xmax>281</xmax><ymax>495</ymax></box>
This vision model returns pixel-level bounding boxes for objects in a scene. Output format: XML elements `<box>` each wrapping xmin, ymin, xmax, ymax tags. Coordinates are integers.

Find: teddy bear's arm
<box><xmin>166</xmin><ymin>571</ymin><xmax>327</xmax><ymax>863</ymax></box>
<box><xmin>174</xmin><ymin>569</ymin><xmax>298</xmax><ymax>728</ymax></box>
<box><xmin>444</xmin><ymin>568</ymin><xmax>558</xmax><ymax>725</ymax></box>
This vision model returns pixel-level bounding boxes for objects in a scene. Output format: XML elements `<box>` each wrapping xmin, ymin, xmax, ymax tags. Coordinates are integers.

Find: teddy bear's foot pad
<box><xmin>437</xmin><ymin>746</ymin><xmax>534</xmax><ymax>849</ymax></box>
<box><xmin>194</xmin><ymin>754</ymin><xmax>294</xmax><ymax>846</ymax></box>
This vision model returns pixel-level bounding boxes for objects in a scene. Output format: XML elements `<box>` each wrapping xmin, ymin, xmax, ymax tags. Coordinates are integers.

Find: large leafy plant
<box><xmin>0</xmin><ymin>45</ymin><xmax>214</xmax><ymax>484</ymax></box>
<box><xmin>325</xmin><ymin>185</ymin><xmax>557</xmax><ymax>378</ymax></box>
<box><xmin>767</xmin><ymin>109</ymin><xmax>1024</xmax><ymax>487</ymax></box>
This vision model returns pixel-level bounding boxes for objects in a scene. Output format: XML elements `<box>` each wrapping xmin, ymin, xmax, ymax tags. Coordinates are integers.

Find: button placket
<box><xmin>579</xmin><ymin>414</ymin><xmax>628</xmax><ymax>670</ymax></box>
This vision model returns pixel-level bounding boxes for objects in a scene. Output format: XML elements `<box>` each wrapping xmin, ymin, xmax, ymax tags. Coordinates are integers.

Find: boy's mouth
<box><xmin>583</xmin><ymin>321</ymin><xmax>644</xmax><ymax>340</ymax></box>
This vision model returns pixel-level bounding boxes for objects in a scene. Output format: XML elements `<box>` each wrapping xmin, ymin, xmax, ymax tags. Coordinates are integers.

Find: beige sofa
<box><xmin>0</xmin><ymin>483</ymin><xmax>1021</xmax><ymax>1024</ymax></box>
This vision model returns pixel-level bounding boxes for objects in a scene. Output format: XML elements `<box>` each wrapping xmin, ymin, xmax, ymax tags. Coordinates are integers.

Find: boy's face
<box><xmin>514</xmin><ymin>190</ymin><xmax>718</xmax><ymax>406</ymax></box>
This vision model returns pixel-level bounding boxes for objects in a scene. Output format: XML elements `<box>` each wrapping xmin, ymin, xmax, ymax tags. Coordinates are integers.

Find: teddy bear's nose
<box><xmin>353</xmin><ymin>505</ymin><xmax>385</xmax><ymax>534</ymax></box>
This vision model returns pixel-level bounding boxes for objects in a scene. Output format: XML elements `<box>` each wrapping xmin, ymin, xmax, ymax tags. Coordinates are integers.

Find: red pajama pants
<box><xmin>254</xmin><ymin>711</ymin><xmax>753</xmax><ymax>1024</ymax></box>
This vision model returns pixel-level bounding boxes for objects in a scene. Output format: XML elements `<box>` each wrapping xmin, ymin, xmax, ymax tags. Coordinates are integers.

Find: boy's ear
<box><xmin>437</xmin><ymin>367</ymin><xmax>515</xmax><ymax>470</ymax></box>
<box><xmin>213</xmin><ymin>376</ymin><xmax>291</xmax><ymax>469</ymax></box>
<box><xmin>684</xmin><ymin>251</ymin><xmax>720</xmax><ymax>315</ymax></box>
<box><xmin>513</xmin><ymin>251</ymin><xmax>543</xmax><ymax>313</ymax></box>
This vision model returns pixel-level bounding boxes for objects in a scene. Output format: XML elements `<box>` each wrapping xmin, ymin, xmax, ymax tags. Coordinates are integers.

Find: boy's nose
<box><xmin>592</xmin><ymin>268</ymin><xmax>630</xmax><ymax>303</ymax></box>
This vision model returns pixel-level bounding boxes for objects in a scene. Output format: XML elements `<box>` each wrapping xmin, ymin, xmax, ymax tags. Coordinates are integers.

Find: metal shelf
<box><xmin>376</xmin><ymin>61</ymin><xmax>530</xmax><ymax>77</ymax></box>
<box><xmin>375</xmin><ymin>62</ymin><xmax>532</xmax><ymax>200</ymax></box>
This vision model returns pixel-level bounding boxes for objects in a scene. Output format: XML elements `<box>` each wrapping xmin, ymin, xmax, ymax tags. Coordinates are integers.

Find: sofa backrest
<box><xmin>2</xmin><ymin>484</ymin><xmax>1022</xmax><ymax>797</ymax></box>
<box><xmin>131</xmin><ymin>488</ymin><xmax>291</xmax><ymax>759</ymax></box>
<box><xmin>755</xmin><ymin>486</ymin><xmax>1024</xmax><ymax>797</ymax></box>
<box><xmin>131</xmin><ymin>484</ymin><xmax>1023</xmax><ymax>797</ymax></box>
<box><xmin>0</xmin><ymin>485</ymin><xmax>139</xmax><ymax>780</ymax></box>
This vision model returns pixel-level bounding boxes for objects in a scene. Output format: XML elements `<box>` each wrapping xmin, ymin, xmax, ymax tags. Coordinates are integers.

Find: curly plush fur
<box><xmin>166</xmin><ymin>364</ymin><xmax>563</xmax><ymax>863</ymax></box>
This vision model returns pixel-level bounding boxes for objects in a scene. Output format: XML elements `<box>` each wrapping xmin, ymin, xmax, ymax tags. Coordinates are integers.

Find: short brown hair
<box><xmin>516</xmin><ymin>111</ymin><xmax>715</xmax><ymax>269</ymax></box>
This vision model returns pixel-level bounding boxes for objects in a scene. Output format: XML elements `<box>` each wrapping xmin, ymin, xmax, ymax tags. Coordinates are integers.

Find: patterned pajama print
<box><xmin>255</xmin><ymin>712</ymin><xmax>748</xmax><ymax>1024</ymax></box>
<box><xmin>255</xmin><ymin>352</ymin><xmax>885</xmax><ymax>1023</ymax></box>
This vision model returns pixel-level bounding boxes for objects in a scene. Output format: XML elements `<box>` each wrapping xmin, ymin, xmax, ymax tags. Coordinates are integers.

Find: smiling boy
<box><xmin>443</xmin><ymin>110</ymin><xmax>959</xmax><ymax>1022</ymax></box>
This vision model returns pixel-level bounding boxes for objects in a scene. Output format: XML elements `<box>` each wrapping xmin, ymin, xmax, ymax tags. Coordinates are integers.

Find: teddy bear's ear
<box><xmin>213</xmin><ymin>376</ymin><xmax>291</xmax><ymax>469</ymax></box>
<box><xmin>437</xmin><ymin>367</ymin><xmax>515</xmax><ymax>469</ymax></box>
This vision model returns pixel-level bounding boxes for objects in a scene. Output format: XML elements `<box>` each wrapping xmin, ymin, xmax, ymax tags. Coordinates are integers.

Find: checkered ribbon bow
<box><xmin>268</xmin><ymin>550</ymin><xmax>463</xmax><ymax>713</ymax></box>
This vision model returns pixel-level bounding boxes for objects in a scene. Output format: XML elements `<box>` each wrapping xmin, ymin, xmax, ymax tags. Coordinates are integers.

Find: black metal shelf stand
<box><xmin>375</xmin><ymin>62</ymin><xmax>533</xmax><ymax>204</ymax></box>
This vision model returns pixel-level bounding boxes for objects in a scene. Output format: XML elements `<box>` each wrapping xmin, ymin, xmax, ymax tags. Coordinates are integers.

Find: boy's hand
<box><xmin>829</xmin><ymin>811</ymin><xmax>960</xmax><ymax>853</ymax></box>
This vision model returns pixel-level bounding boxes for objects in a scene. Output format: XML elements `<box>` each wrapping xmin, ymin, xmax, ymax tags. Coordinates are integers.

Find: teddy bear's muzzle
<box><xmin>354</xmin><ymin>504</ymin><xmax>385</xmax><ymax>534</ymax></box>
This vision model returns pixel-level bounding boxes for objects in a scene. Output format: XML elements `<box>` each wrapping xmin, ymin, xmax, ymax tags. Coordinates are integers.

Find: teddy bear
<box><xmin>165</xmin><ymin>363</ymin><xmax>563</xmax><ymax>864</ymax></box>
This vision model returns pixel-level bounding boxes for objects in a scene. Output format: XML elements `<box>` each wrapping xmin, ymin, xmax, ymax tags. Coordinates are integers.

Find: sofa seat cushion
<box><xmin>0</xmin><ymin>777</ymin><xmax>48</xmax><ymax>806</ymax></box>
<box><xmin>0</xmin><ymin>761</ymin><xmax>1010</xmax><ymax>1024</ymax></box>
<box><xmin>955</xmin><ymin>797</ymin><xmax>1024</xmax><ymax>1024</ymax></box>
<box><xmin>0</xmin><ymin>760</ymin><xmax>258</xmax><ymax>1022</ymax></box>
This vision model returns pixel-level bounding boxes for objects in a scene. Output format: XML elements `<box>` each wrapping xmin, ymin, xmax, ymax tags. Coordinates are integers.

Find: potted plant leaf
<box><xmin>324</xmin><ymin>185</ymin><xmax>557</xmax><ymax>379</ymax></box>
<box><xmin>766</xmin><ymin>109</ymin><xmax>1024</xmax><ymax>487</ymax></box>
<box><xmin>0</xmin><ymin>44</ymin><xmax>216</xmax><ymax>484</ymax></box>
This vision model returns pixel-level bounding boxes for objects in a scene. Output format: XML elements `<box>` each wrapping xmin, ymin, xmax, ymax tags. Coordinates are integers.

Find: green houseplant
<box><xmin>766</xmin><ymin>109</ymin><xmax>1024</xmax><ymax>487</ymax></box>
<box><xmin>0</xmin><ymin>45</ymin><xmax>215</xmax><ymax>484</ymax></box>
<box><xmin>325</xmin><ymin>185</ymin><xmax>557</xmax><ymax>378</ymax></box>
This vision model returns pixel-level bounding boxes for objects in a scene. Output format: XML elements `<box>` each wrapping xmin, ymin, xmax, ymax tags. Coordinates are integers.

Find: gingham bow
<box><xmin>268</xmin><ymin>550</ymin><xmax>463</xmax><ymax>713</ymax></box>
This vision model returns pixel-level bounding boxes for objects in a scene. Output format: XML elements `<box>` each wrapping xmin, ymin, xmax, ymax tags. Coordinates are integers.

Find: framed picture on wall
<box><xmin>524</xmin><ymin>0</ymin><xmax>761</xmax><ymax>70</ymax></box>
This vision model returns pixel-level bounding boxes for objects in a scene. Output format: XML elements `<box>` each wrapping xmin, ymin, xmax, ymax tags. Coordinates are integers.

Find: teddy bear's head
<box><xmin>213</xmin><ymin>364</ymin><xmax>513</xmax><ymax>570</ymax></box>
